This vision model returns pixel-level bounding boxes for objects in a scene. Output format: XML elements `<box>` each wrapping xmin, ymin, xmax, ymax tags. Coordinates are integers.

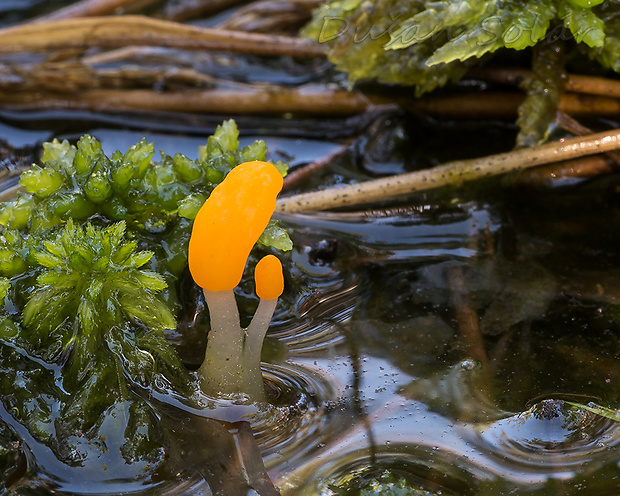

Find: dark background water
<box><xmin>2</xmin><ymin>2</ymin><xmax>620</xmax><ymax>495</ymax></box>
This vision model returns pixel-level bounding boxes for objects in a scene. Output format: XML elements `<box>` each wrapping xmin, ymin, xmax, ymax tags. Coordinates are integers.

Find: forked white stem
<box><xmin>243</xmin><ymin>298</ymin><xmax>278</xmax><ymax>402</ymax></box>
<box><xmin>199</xmin><ymin>289</ymin><xmax>277</xmax><ymax>402</ymax></box>
<box><xmin>199</xmin><ymin>289</ymin><xmax>245</xmax><ymax>396</ymax></box>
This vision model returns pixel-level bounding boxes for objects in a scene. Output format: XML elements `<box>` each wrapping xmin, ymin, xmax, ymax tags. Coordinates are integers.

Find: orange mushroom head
<box><xmin>255</xmin><ymin>254</ymin><xmax>284</xmax><ymax>300</ymax></box>
<box><xmin>188</xmin><ymin>161</ymin><xmax>283</xmax><ymax>292</ymax></box>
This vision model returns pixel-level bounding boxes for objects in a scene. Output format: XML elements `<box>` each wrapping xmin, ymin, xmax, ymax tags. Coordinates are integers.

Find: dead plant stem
<box><xmin>0</xmin><ymin>16</ymin><xmax>324</xmax><ymax>58</ymax></box>
<box><xmin>32</xmin><ymin>0</ymin><xmax>152</xmax><ymax>21</ymax></box>
<box><xmin>276</xmin><ymin>127</ymin><xmax>620</xmax><ymax>212</ymax></box>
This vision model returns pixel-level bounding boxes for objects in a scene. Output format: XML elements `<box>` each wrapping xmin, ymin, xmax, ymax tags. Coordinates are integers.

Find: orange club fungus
<box><xmin>188</xmin><ymin>161</ymin><xmax>284</xmax><ymax>402</ymax></box>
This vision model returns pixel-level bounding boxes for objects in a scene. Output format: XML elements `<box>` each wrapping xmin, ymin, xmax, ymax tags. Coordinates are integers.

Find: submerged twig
<box><xmin>0</xmin><ymin>16</ymin><xmax>324</xmax><ymax>58</ymax></box>
<box><xmin>414</xmin><ymin>91</ymin><xmax>620</xmax><ymax>119</ymax></box>
<box><xmin>4</xmin><ymin>84</ymin><xmax>620</xmax><ymax>119</ymax></box>
<box><xmin>282</xmin><ymin>140</ymin><xmax>352</xmax><ymax>191</ymax></box>
<box><xmin>448</xmin><ymin>267</ymin><xmax>488</xmax><ymax>368</ymax></box>
<box><xmin>514</xmin><ymin>155</ymin><xmax>617</xmax><ymax>187</ymax></box>
<box><xmin>276</xmin><ymin>127</ymin><xmax>620</xmax><ymax>212</ymax></box>
<box><xmin>515</xmin><ymin>112</ymin><xmax>620</xmax><ymax>186</ymax></box>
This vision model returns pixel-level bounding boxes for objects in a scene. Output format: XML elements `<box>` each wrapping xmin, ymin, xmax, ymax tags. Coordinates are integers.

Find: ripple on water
<box><xmin>284</xmin><ymin>447</ymin><xmax>477</xmax><ymax>496</ymax></box>
<box><xmin>275</xmin><ymin>394</ymin><xmax>620</xmax><ymax>495</ymax></box>
<box><xmin>271</xmin><ymin>271</ymin><xmax>363</xmax><ymax>355</ymax></box>
<box><xmin>470</xmin><ymin>398</ymin><xmax>620</xmax><ymax>484</ymax></box>
<box><xmin>253</xmin><ymin>361</ymin><xmax>352</xmax><ymax>470</ymax></box>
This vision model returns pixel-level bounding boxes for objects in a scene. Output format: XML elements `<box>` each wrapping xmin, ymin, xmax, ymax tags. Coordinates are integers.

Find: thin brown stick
<box><xmin>282</xmin><ymin>140</ymin><xmax>352</xmax><ymax>191</ymax></box>
<box><xmin>275</xmin><ymin>127</ymin><xmax>620</xmax><ymax>212</ymax></box>
<box><xmin>448</xmin><ymin>267</ymin><xmax>488</xmax><ymax>368</ymax></box>
<box><xmin>0</xmin><ymin>87</ymin><xmax>377</xmax><ymax>114</ymax></box>
<box><xmin>469</xmin><ymin>67</ymin><xmax>620</xmax><ymax>99</ymax></box>
<box><xmin>565</xmin><ymin>74</ymin><xmax>620</xmax><ymax>99</ymax></box>
<box><xmin>3</xmin><ymin>85</ymin><xmax>620</xmax><ymax>118</ymax></box>
<box><xmin>514</xmin><ymin>155</ymin><xmax>616</xmax><ymax>187</ymax></box>
<box><xmin>0</xmin><ymin>16</ymin><xmax>325</xmax><ymax>58</ymax></box>
<box><xmin>555</xmin><ymin>110</ymin><xmax>598</xmax><ymax>136</ymax></box>
<box><xmin>33</xmin><ymin>0</ymin><xmax>152</xmax><ymax>22</ymax></box>
<box><xmin>555</xmin><ymin>110</ymin><xmax>620</xmax><ymax>167</ymax></box>
<box><xmin>217</xmin><ymin>0</ymin><xmax>321</xmax><ymax>34</ymax></box>
<box><xmin>158</xmin><ymin>0</ymin><xmax>249</xmax><ymax>22</ymax></box>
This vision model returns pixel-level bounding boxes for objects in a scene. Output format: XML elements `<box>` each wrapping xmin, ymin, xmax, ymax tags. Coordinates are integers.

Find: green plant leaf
<box><xmin>560</xmin><ymin>0</ymin><xmax>605</xmax><ymax>47</ymax></box>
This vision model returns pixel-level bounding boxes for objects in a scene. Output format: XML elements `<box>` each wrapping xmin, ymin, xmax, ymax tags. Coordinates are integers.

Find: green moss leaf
<box><xmin>0</xmin><ymin>277</ymin><xmax>10</xmax><ymax>301</ymax></box>
<box><xmin>560</xmin><ymin>0</ymin><xmax>605</xmax><ymax>47</ymax></box>
<box><xmin>41</xmin><ymin>138</ymin><xmax>76</xmax><ymax>172</ymax></box>
<box><xmin>20</xmin><ymin>165</ymin><xmax>64</xmax><ymax>198</ymax></box>
<box><xmin>23</xmin><ymin>219</ymin><xmax>175</xmax><ymax>335</ymax></box>
<box><xmin>516</xmin><ymin>40</ymin><xmax>565</xmax><ymax>148</ymax></box>
<box><xmin>304</xmin><ymin>0</ymin><xmax>614</xmax><ymax>96</ymax></box>
<box><xmin>123</xmin><ymin>138</ymin><xmax>154</xmax><ymax>180</ymax></box>
<box><xmin>0</xmin><ymin>194</ymin><xmax>34</xmax><ymax>230</ymax></box>
<box><xmin>258</xmin><ymin>220</ymin><xmax>293</xmax><ymax>252</ymax></box>
<box><xmin>387</xmin><ymin>0</ymin><xmax>492</xmax><ymax>51</ymax></box>
<box><xmin>239</xmin><ymin>140</ymin><xmax>268</xmax><ymax>163</ymax></box>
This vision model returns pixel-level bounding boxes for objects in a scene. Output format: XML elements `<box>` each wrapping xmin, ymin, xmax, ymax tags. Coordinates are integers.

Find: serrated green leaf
<box><xmin>560</xmin><ymin>0</ymin><xmax>605</xmax><ymax>47</ymax></box>
<box><xmin>502</xmin><ymin>0</ymin><xmax>556</xmax><ymax>50</ymax></box>
<box><xmin>387</xmin><ymin>0</ymin><xmax>490</xmax><ymax>50</ymax></box>
<box><xmin>426</xmin><ymin>23</ymin><xmax>505</xmax><ymax>65</ymax></box>
<box><xmin>516</xmin><ymin>40</ymin><xmax>564</xmax><ymax>148</ymax></box>
<box><xmin>134</xmin><ymin>271</ymin><xmax>168</xmax><ymax>292</ymax></box>
<box><xmin>258</xmin><ymin>220</ymin><xmax>294</xmax><ymax>251</ymax></box>
<box><xmin>0</xmin><ymin>277</ymin><xmax>10</xmax><ymax>301</ymax></box>
<box><xmin>127</xmin><ymin>250</ymin><xmax>153</xmax><ymax>269</ymax></box>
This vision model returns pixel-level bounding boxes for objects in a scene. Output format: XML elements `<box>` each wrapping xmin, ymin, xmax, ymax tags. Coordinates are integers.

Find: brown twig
<box><xmin>514</xmin><ymin>112</ymin><xmax>620</xmax><ymax>187</ymax></box>
<box><xmin>216</xmin><ymin>0</ymin><xmax>322</xmax><ymax>35</ymax></box>
<box><xmin>282</xmin><ymin>140</ymin><xmax>352</xmax><ymax>191</ymax></box>
<box><xmin>158</xmin><ymin>0</ymin><xmax>249</xmax><ymax>22</ymax></box>
<box><xmin>276</xmin><ymin>127</ymin><xmax>620</xmax><ymax>212</ymax></box>
<box><xmin>448</xmin><ymin>267</ymin><xmax>488</xmax><ymax>367</ymax></box>
<box><xmin>555</xmin><ymin>110</ymin><xmax>620</xmax><ymax>167</ymax></box>
<box><xmin>0</xmin><ymin>16</ymin><xmax>325</xmax><ymax>59</ymax></box>
<box><xmin>514</xmin><ymin>155</ymin><xmax>617</xmax><ymax>187</ymax></box>
<box><xmin>469</xmin><ymin>67</ymin><xmax>620</xmax><ymax>99</ymax></box>
<box><xmin>0</xmin><ymin>86</ymin><xmax>378</xmax><ymax>114</ymax></box>
<box><xmin>3</xmin><ymin>84</ymin><xmax>620</xmax><ymax>119</ymax></box>
<box><xmin>32</xmin><ymin>0</ymin><xmax>156</xmax><ymax>22</ymax></box>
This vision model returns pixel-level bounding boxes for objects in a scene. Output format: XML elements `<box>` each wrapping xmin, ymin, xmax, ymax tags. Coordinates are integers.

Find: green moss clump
<box><xmin>0</xmin><ymin>119</ymin><xmax>292</xmax><ymax>474</ymax></box>
<box><xmin>304</xmin><ymin>0</ymin><xmax>619</xmax><ymax>145</ymax></box>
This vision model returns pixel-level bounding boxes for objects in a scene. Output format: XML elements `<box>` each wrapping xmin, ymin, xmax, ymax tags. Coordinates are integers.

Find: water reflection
<box><xmin>269</xmin><ymin>201</ymin><xmax>620</xmax><ymax>495</ymax></box>
<box><xmin>3</xmin><ymin>123</ymin><xmax>620</xmax><ymax>495</ymax></box>
<box><xmin>473</xmin><ymin>399</ymin><xmax>620</xmax><ymax>483</ymax></box>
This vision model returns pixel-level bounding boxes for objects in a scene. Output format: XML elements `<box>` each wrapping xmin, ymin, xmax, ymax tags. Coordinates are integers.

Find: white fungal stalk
<box><xmin>188</xmin><ymin>161</ymin><xmax>284</xmax><ymax>403</ymax></box>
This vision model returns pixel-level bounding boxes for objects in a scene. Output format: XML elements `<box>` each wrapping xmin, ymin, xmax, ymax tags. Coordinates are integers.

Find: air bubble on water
<box><xmin>460</xmin><ymin>359</ymin><xmax>478</xmax><ymax>371</ymax></box>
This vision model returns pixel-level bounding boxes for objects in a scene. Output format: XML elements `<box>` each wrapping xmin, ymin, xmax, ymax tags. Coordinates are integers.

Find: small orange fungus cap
<box><xmin>188</xmin><ymin>161</ymin><xmax>283</xmax><ymax>292</ymax></box>
<box><xmin>255</xmin><ymin>255</ymin><xmax>284</xmax><ymax>300</ymax></box>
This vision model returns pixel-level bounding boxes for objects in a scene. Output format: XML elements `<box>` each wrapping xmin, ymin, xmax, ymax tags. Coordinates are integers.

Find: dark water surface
<box><xmin>1</xmin><ymin>110</ymin><xmax>620</xmax><ymax>496</ymax></box>
<box><xmin>2</xmin><ymin>4</ymin><xmax>620</xmax><ymax>495</ymax></box>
